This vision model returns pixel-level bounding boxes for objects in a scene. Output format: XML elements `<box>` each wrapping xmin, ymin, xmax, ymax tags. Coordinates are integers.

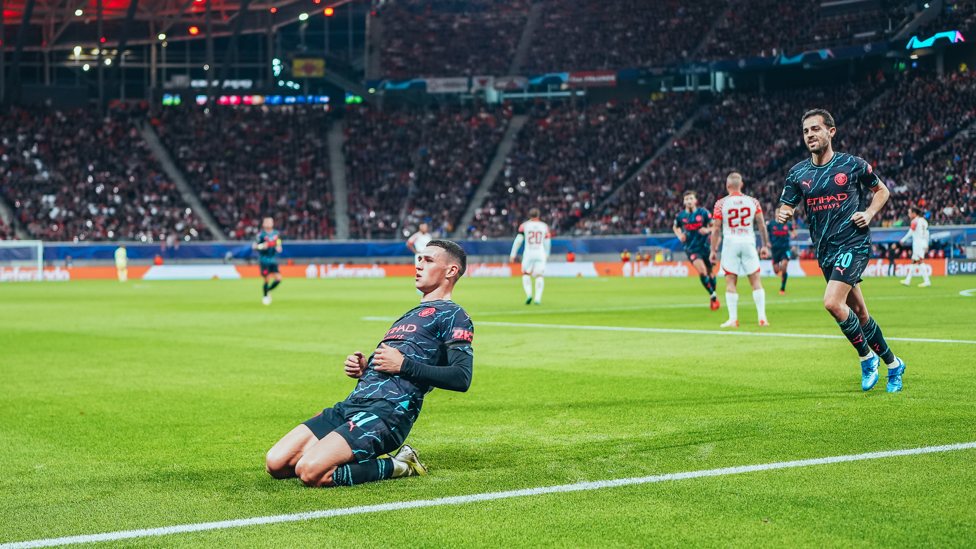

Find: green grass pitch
<box><xmin>2</xmin><ymin>275</ymin><xmax>975</xmax><ymax>548</ymax></box>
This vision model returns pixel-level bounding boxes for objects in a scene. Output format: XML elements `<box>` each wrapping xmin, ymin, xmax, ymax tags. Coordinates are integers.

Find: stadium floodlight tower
<box><xmin>0</xmin><ymin>240</ymin><xmax>45</xmax><ymax>281</ymax></box>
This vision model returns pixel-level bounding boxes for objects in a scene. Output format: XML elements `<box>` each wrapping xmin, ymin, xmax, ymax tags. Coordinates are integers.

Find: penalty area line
<box><xmin>2</xmin><ymin>442</ymin><xmax>975</xmax><ymax>548</ymax></box>
<box><xmin>474</xmin><ymin>321</ymin><xmax>976</xmax><ymax>345</ymax></box>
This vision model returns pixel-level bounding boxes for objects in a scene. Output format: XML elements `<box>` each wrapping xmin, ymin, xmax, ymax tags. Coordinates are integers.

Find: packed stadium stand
<box><xmin>0</xmin><ymin>106</ymin><xmax>211</xmax><ymax>242</ymax></box>
<box><xmin>522</xmin><ymin>0</ymin><xmax>718</xmax><ymax>73</ymax></box>
<box><xmin>697</xmin><ymin>0</ymin><xmax>820</xmax><ymax>61</ymax></box>
<box><xmin>155</xmin><ymin>106</ymin><xmax>335</xmax><ymax>240</ymax></box>
<box><xmin>379</xmin><ymin>0</ymin><xmax>530</xmax><ymax>78</ymax></box>
<box><xmin>344</xmin><ymin>104</ymin><xmax>509</xmax><ymax>239</ymax></box>
<box><xmin>0</xmin><ymin>219</ymin><xmax>12</xmax><ymax>240</ymax></box>
<box><xmin>465</xmin><ymin>95</ymin><xmax>699</xmax><ymax>238</ymax></box>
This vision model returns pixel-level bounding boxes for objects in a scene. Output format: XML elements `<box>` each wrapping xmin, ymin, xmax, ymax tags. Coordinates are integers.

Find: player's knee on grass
<box><xmin>295</xmin><ymin>458</ymin><xmax>338</xmax><ymax>487</ymax></box>
<box><xmin>265</xmin><ymin>449</ymin><xmax>295</xmax><ymax>479</ymax></box>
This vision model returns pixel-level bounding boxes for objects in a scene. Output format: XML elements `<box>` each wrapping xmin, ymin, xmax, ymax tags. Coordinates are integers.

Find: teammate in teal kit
<box><xmin>674</xmin><ymin>190</ymin><xmax>720</xmax><ymax>310</ymax></box>
<box><xmin>253</xmin><ymin>217</ymin><xmax>283</xmax><ymax>306</ymax></box>
<box><xmin>778</xmin><ymin>109</ymin><xmax>905</xmax><ymax>392</ymax></box>
<box><xmin>767</xmin><ymin>211</ymin><xmax>798</xmax><ymax>295</ymax></box>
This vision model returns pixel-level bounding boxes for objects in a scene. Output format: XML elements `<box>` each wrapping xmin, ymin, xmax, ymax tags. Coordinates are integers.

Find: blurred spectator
<box><xmin>699</xmin><ymin>0</ymin><xmax>819</xmax><ymax>61</ymax></box>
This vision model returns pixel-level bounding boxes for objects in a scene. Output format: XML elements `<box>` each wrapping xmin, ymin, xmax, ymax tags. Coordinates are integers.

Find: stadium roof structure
<box><xmin>0</xmin><ymin>0</ymin><xmax>356</xmax><ymax>51</ymax></box>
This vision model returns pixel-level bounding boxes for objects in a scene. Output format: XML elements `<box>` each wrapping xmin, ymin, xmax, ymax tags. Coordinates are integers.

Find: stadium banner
<box><xmin>858</xmin><ymin>259</ymin><xmax>946</xmax><ymax>278</ymax></box>
<box><xmin>567</xmin><ymin>71</ymin><xmax>617</xmax><ymax>87</ymax></box>
<box><xmin>471</xmin><ymin>76</ymin><xmax>494</xmax><ymax>91</ymax></box>
<box><xmin>0</xmin><ymin>266</ymin><xmax>149</xmax><ymax>282</ymax></box>
<box><xmin>493</xmin><ymin>76</ymin><xmax>529</xmax><ymax>91</ymax></box>
<box><xmin>292</xmin><ymin>59</ymin><xmax>325</xmax><ymax>78</ymax></box>
<box><xmin>946</xmin><ymin>259</ymin><xmax>976</xmax><ymax>276</ymax></box>
<box><xmin>426</xmin><ymin>77</ymin><xmax>469</xmax><ymax>93</ymax></box>
<box><xmin>142</xmin><ymin>265</ymin><xmax>242</xmax><ymax>280</ymax></box>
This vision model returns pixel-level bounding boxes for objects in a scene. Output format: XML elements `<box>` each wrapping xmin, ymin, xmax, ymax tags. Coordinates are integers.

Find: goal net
<box><xmin>0</xmin><ymin>240</ymin><xmax>45</xmax><ymax>281</ymax></box>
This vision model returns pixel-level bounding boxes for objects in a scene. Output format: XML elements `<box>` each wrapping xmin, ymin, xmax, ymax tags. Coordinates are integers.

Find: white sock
<box><xmin>522</xmin><ymin>275</ymin><xmax>533</xmax><ymax>299</ymax></box>
<box><xmin>726</xmin><ymin>292</ymin><xmax>738</xmax><ymax>322</ymax></box>
<box><xmin>904</xmin><ymin>265</ymin><xmax>913</xmax><ymax>283</ymax></box>
<box><xmin>391</xmin><ymin>458</ymin><xmax>410</xmax><ymax>478</ymax></box>
<box><xmin>534</xmin><ymin>277</ymin><xmax>545</xmax><ymax>303</ymax></box>
<box><xmin>753</xmin><ymin>288</ymin><xmax>766</xmax><ymax>321</ymax></box>
<box><xmin>921</xmin><ymin>264</ymin><xmax>930</xmax><ymax>284</ymax></box>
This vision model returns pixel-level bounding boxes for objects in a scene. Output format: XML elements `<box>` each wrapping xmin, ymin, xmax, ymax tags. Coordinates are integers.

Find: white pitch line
<box><xmin>475</xmin><ymin>321</ymin><xmax>976</xmax><ymax>345</ymax></box>
<box><xmin>3</xmin><ymin>441</ymin><xmax>975</xmax><ymax>549</ymax></box>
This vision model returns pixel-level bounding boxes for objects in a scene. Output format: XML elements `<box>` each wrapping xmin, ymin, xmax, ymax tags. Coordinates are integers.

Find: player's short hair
<box><xmin>528</xmin><ymin>207</ymin><xmax>540</xmax><ymax>219</ymax></box>
<box><xmin>682</xmin><ymin>190</ymin><xmax>696</xmax><ymax>199</ymax></box>
<box><xmin>801</xmin><ymin>108</ymin><xmax>836</xmax><ymax>129</ymax></box>
<box><xmin>727</xmin><ymin>172</ymin><xmax>743</xmax><ymax>185</ymax></box>
<box><xmin>910</xmin><ymin>205</ymin><xmax>923</xmax><ymax>216</ymax></box>
<box><xmin>426</xmin><ymin>239</ymin><xmax>467</xmax><ymax>278</ymax></box>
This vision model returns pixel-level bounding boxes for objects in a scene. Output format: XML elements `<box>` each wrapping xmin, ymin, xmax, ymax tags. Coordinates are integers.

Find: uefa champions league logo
<box><xmin>949</xmin><ymin>261</ymin><xmax>959</xmax><ymax>275</ymax></box>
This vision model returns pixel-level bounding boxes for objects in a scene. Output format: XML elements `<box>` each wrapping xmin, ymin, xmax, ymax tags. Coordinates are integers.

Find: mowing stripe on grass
<box><xmin>474</xmin><ymin>321</ymin><xmax>976</xmax><ymax>344</ymax></box>
<box><xmin>364</xmin><ymin>294</ymin><xmax>958</xmax><ymax>322</ymax></box>
<box><xmin>3</xmin><ymin>441</ymin><xmax>975</xmax><ymax>549</ymax></box>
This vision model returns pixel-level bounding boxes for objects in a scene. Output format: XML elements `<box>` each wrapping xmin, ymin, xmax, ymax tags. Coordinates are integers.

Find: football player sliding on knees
<box><xmin>265</xmin><ymin>240</ymin><xmax>475</xmax><ymax>487</ymax></box>
<box><xmin>777</xmin><ymin>108</ymin><xmax>905</xmax><ymax>392</ymax></box>
<box><xmin>710</xmin><ymin>173</ymin><xmax>771</xmax><ymax>328</ymax></box>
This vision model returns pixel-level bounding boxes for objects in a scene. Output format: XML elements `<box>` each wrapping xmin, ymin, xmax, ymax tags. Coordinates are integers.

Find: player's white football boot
<box><xmin>720</xmin><ymin>319</ymin><xmax>739</xmax><ymax>328</ymax></box>
<box><xmin>393</xmin><ymin>444</ymin><xmax>428</xmax><ymax>476</ymax></box>
<box><xmin>900</xmin><ymin>279</ymin><xmax>910</xmax><ymax>286</ymax></box>
<box><xmin>918</xmin><ymin>281</ymin><xmax>931</xmax><ymax>287</ymax></box>
<box><xmin>262</xmin><ymin>296</ymin><xmax>272</xmax><ymax>306</ymax></box>
<box><xmin>758</xmin><ymin>319</ymin><xmax>770</xmax><ymax>327</ymax></box>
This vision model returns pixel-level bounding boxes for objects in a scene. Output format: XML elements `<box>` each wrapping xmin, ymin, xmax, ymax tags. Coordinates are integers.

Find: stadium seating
<box><xmin>379</xmin><ymin>0</ymin><xmax>529</xmax><ymax>78</ymax></box>
<box><xmin>465</xmin><ymin>95</ymin><xmax>699</xmax><ymax>238</ymax></box>
<box><xmin>0</xmin><ymin>218</ymin><xmax>12</xmax><ymax>240</ymax></box>
<box><xmin>155</xmin><ymin>105</ymin><xmax>334</xmax><ymax>240</ymax></box>
<box><xmin>523</xmin><ymin>0</ymin><xmax>718</xmax><ymax>73</ymax></box>
<box><xmin>0</xmin><ymin>106</ymin><xmax>210</xmax><ymax>242</ymax></box>
<box><xmin>345</xmin><ymin>103</ymin><xmax>509</xmax><ymax>239</ymax></box>
<box><xmin>698</xmin><ymin>0</ymin><xmax>819</xmax><ymax>61</ymax></box>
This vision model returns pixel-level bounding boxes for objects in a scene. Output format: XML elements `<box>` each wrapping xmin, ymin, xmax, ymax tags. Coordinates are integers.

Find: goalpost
<box><xmin>0</xmin><ymin>240</ymin><xmax>45</xmax><ymax>281</ymax></box>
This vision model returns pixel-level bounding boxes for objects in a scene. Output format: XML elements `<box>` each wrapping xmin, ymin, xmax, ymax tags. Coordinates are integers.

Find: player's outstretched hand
<box><xmin>850</xmin><ymin>211</ymin><xmax>874</xmax><ymax>228</ymax></box>
<box><xmin>760</xmin><ymin>246</ymin><xmax>771</xmax><ymax>259</ymax></box>
<box><xmin>344</xmin><ymin>351</ymin><xmax>367</xmax><ymax>378</ymax></box>
<box><xmin>372</xmin><ymin>344</ymin><xmax>404</xmax><ymax>374</ymax></box>
<box><xmin>776</xmin><ymin>207</ymin><xmax>794</xmax><ymax>224</ymax></box>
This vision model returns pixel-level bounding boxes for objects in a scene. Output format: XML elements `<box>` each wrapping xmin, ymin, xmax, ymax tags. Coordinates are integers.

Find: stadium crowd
<box><xmin>379</xmin><ymin>0</ymin><xmax>529</xmax><ymax>78</ymax></box>
<box><xmin>698</xmin><ymin>0</ymin><xmax>819</xmax><ymax>61</ymax></box>
<box><xmin>0</xmin><ymin>106</ymin><xmax>210</xmax><ymax>242</ymax></box>
<box><xmin>465</xmin><ymin>95</ymin><xmax>699</xmax><ymax>238</ymax></box>
<box><xmin>155</xmin><ymin>105</ymin><xmax>334</xmax><ymax>240</ymax></box>
<box><xmin>345</xmin><ymin>103</ymin><xmax>508</xmax><ymax>239</ymax></box>
<box><xmin>523</xmin><ymin>0</ymin><xmax>717</xmax><ymax>73</ymax></box>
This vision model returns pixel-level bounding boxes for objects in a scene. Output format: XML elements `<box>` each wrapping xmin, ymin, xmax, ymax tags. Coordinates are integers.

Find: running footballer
<box><xmin>777</xmin><ymin>109</ymin><xmax>906</xmax><ymax>392</ymax></box>
<box><xmin>265</xmin><ymin>240</ymin><xmax>474</xmax><ymax>487</ymax></box>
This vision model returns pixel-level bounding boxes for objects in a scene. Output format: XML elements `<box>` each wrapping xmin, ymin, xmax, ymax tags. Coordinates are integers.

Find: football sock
<box><xmin>921</xmin><ymin>265</ymin><xmax>930</xmax><ymax>284</ymax></box>
<box><xmin>268</xmin><ymin>280</ymin><xmax>281</xmax><ymax>292</ymax></box>
<box><xmin>263</xmin><ymin>283</ymin><xmax>269</xmax><ymax>296</ymax></box>
<box><xmin>725</xmin><ymin>292</ymin><xmax>738</xmax><ymax>322</ymax></box>
<box><xmin>904</xmin><ymin>265</ymin><xmax>914</xmax><ymax>284</ymax></box>
<box><xmin>781</xmin><ymin>272</ymin><xmax>788</xmax><ymax>291</ymax></box>
<box><xmin>331</xmin><ymin>458</ymin><xmax>396</xmax><ymax>487</ymax></box>
<box><xmin>861</xmin><ymin>316</ymin><xmax>896</xmax><ymax>365</ymax></box>
<box><xmin>710</xmin><ymin>277</ymin><xmax>717</xmax><ymax>291</ymax></box>
<box><xmin>534</xmin><ymin>276</ymin><xmax>545</xmax><ymax>303</ymax></box>
<box><xmin>752</xmin><ymin>288</ymin><xmax>766</xmax><ymax>321</ymax></box>
<box><xmin>522</xmin><ymin>275</ymin><xmax>533</xmax><ymax>299</ymax></box>
<box><xmin>699</xmin><ymin>275</ymin><xmax>711</xmax><ymax>295</ymax></box>
<box><xmin>837</xmin><ymin>308</ymin><xmax>872</xmax><ymax>358</ymax></box>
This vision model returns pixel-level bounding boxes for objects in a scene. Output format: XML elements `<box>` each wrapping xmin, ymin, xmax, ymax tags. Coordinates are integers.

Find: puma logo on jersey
<box><xmin>801</xmin><ymin>181</ymin><xmax>811</xmax><ymax>189</ymax></box>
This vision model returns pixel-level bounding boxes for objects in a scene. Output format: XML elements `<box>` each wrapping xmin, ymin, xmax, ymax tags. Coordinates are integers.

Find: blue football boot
<box><xmin>886</xmin><ymin>357</ymin><xmax>906</xmax><ymax>393</ymax></box>
<box><xmin>861</xmin><ymin>354</ymin><xmax>880</xmax><ymax>391</ymax></box>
